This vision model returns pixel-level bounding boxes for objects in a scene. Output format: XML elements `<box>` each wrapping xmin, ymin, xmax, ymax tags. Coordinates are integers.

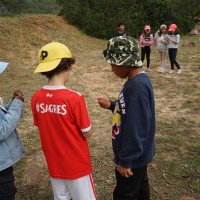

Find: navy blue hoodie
<box><xmin>109</xmin><ymin>72</ymin><xmax>155</xmax><ymax>169</ymax></box>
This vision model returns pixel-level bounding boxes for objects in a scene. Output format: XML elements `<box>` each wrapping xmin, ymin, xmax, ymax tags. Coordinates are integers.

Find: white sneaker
<box><xmin>169</xmin><ymin>70</ymin><xmax>174</xmax><ymax>74</ymax></box>
<box><xmin>146</xmin><ymin>68</ymin><xmax>151</xmax><ymax>72</ymax></box>
<box><xmin>157</xmin><ymin>67</ymin><xmax>162</xmax><ymax>72</ymax></box>
<box><xmin>160</xmin><ymin>68</ymin><xmax>166</xmax><ymax>73</ymax></box>
<box><xmin>177</xmin><ymin>69</ymin><xmax>182</xmax><ymax>74</ymax></box>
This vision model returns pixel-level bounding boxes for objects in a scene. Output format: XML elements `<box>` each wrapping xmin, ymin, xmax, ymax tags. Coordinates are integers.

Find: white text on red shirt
<box><xmin>36</xmin><ymin>103</ymin><xmax>67</xmax><ymax>115</ymax></box>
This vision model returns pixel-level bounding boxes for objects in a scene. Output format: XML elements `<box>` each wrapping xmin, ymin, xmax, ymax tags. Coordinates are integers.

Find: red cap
<box><xmin>168</xmin><ymin>24</ymin><xmax>177</xmax><ymax>31</ymax></box>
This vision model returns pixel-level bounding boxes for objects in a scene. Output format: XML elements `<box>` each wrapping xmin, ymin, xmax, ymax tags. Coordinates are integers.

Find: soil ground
<box><xmin>0</xmin><ymin>15</ymin><xmax>199</xmax><ymax>200</ymax></box>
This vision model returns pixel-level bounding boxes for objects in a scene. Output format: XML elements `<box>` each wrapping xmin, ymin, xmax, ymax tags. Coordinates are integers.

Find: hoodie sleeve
<box><xmin>108</xmin><ymin>100</ymin><xmax>116</xmax><ymax>113</ymax></box>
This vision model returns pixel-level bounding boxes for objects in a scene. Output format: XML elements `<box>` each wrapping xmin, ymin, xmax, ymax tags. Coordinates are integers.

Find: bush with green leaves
<box><xmin>59</xmin><ymin>0</ymin><xmax>198</xmax><ymax>39</ymax></box>
<box><xmin>0</xmin><ymin>0</ymin><xmax>60</xmax><ymax>16</ymax></box>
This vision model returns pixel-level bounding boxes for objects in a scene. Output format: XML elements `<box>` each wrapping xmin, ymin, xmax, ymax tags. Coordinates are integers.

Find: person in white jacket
<box><xmin>0</xmin><ymin>62</ymin><xmax>25</xmax><ymax>200</ymax></box>
<box><xmin>154</xmin><ymin>24</ymin><xmax>168</xmax><ymax>73</ymax></box>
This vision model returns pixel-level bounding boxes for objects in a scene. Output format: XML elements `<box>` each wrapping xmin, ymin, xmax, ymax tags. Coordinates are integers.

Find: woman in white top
<box><xmin>154</xmin><ymin>24</ymin><xmax>168</xmax><ymax>73</ymax></box>
<box><xmin>167</xmin><ymin>24</ymin><xmax>182</xmax><ymax>74</ymax></box>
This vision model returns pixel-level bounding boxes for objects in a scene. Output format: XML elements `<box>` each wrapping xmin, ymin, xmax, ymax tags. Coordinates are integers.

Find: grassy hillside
<box><xmin>0</xmin><ymin>15</ymin><xmax>199</xmax><ymax>200</ymax></box>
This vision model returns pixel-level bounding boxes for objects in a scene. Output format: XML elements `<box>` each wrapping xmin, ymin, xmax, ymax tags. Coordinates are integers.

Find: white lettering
<box><xmin>40</xmin><ymin>103</ymin><xmax>45</xmax><ymax>113</ymax></box>
<box><xmin>121</xmin><ymin>103</ymin><xmax>125</xmax><ymax>108</ymax></box>
<box><xmin>35</xmin><ymin>103</ymin><xmax>68</xmax><ymax>115</ymax></box>
<box><xmin>118</xmin><ymin>93</ymin><xmax>126</xmax><ymax>114</ymax></box>
<box><xmin>36</xmin><ymin>104</ymin><xmax>40</xmax><ymax>112</ymax></box>
<box><xmin>122</xmin><ymin>109</ymin><xmax>126</xmax><ymax>114</ymax></box>
<box><xmin>61</xmin><ymin>105</ymin><xmax>67</xmax><ymax>115</ymax></box>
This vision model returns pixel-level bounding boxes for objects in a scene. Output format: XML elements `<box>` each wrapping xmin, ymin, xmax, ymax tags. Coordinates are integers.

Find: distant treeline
<box><xmin>0</xmin><ymin>0</ymin><xmax>60</xmax><ymax>15</ymax></box>
<box><xmin>58</xmin><ymin>0</ymin><xmax>200</xmax><ymax>38</ymax></box>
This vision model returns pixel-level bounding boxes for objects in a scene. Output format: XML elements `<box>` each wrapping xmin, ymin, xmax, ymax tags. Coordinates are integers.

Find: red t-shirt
<box><xmin>31</xmin><ymin>86</ymin><xmax>92</xmax><ymax>179</ymax></box>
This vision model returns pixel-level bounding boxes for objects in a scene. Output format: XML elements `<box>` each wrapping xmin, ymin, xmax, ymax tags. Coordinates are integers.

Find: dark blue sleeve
<box><xmin>119</xmin><ymin>90</ymin><xmax>152</xmax><ymax>168</ymax></box>
<box><xmin>108</xmin><ymin>100</ymin><xmax>116</xmax><ymax>113</ymax></box>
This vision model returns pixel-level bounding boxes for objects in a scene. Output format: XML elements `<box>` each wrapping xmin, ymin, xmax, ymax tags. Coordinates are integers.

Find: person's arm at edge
<box><xmin>98</xmin><ymin>97</ymin><xmax>116</xmax><ymax>113</ymax></box>
<box><xmin>82</xmin><ymin>127</ymin><xmax>92</xmax><ymax>138</ymax></box>
<box><xmin>0</xmin><ymin>99</ymin><xmax>24</xmax><ymax>141</ymax></box>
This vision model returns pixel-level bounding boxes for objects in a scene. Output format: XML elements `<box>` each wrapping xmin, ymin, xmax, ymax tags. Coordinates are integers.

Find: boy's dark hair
<box><xmin>41</xmin><ymin>58</ymin><xmax>75</xmax><ymax>79</ymax></box>
<box><xmin>117</xmin><ymin>22</ymin><xmax>125</xmax><ymax>27</ymax></box>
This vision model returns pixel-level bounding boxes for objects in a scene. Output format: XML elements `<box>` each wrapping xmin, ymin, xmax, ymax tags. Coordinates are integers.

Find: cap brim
<box><xmin>0</xmin><ymin>62</ymin><xmax>9</xmax><ymax>74</ymax></box>
<box><xmin>34</xmin><ymin>59</ymin><xmax>61</xmax><ymax>73</ymax></box>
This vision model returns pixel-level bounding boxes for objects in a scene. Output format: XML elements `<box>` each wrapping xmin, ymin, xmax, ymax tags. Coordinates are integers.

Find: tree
<box><xmin>0</xmin><ymin>0</ymin><xmax>27</xmax><ymax>14</ymax></box>
<box><xmin>169</xmin><ymin>0</ymin><xmax>200</xmax><ymax>25</ymax></box>
<box><xmin>0</xmin><ymin>0</ymin><xmax>60</xmax><ymax>15</ymax></box>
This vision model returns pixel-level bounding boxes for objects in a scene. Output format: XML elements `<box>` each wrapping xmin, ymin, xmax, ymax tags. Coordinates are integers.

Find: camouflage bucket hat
<box><xmin>103</xmin><ymin>36</ymin><xmax>143</xmax><ymax>67</ymax></box>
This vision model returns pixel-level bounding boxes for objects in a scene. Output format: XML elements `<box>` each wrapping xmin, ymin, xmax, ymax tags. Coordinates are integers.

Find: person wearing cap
<box><xmin>154</xmin><ymin>24</ymin><xmax>168</xmax><ymax>73</ymax></box>
<box><xmin>31</xmin><ymin>42</ymin><xmax>97</xmax><ymax>200</ymax></box>
<box><xmin>139</xmin><ymin>25</ymin><xmax>154</xmax><ymax>71</ymax></box>
<box><xmin>114</xmin><ymin>22</ymin><xmax>128</xmax><ymax>37</ymax></box>
<box><xmin>98</xmin><ymin>36</ymin><xmax>155</xmax><ymax>200</ymax></box>
<box><xmin>0</xmin><ymin>62</ymin><xmax>25</xmax><ymax>200</ymax></box>
<box><xmin>167</xmin><ymin>24</ymin><xmax>182</xmax><ymax>74</ymax></box>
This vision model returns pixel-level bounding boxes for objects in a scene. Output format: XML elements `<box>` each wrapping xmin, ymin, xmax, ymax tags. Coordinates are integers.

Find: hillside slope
<box><xmin>0</xmin><ymin>15</ymin><xmax>199</xmax><ymax>200</ymax></box>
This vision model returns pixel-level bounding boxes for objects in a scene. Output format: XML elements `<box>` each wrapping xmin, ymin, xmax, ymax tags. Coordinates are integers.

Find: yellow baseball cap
<box><xmin>34</xmin><ymin>42</ymin><xmax>73</xmax><ymax>73</ymax></box>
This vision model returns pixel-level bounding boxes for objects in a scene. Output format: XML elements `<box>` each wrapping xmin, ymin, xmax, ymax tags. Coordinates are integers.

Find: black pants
<box><xmin>141</xmin><ymin>47</ymin><xmax>151</xmax><ymax>68</ymax></box>
<box><xmin>0</xmin><ymin>167</ymin><xmax>16</xmax><ymax>200</ymax></box>
<box><xmin>113</xmin><ymin>165</ymin><xmax>150</xmax><ymax>200</ymax></box>
<box><xmin>168</xmin><ymin>48</ymin><xmax>180</xmax><ymax>70</ymax></box>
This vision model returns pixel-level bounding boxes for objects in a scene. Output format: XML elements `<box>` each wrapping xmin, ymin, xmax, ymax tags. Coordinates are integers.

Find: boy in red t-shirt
<box><xmin>31</xmin><ymin>42</ymin><xmax>96</xmax><ymax>200</ymax></box>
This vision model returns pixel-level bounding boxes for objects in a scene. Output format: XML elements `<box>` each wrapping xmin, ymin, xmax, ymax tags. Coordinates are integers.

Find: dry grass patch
<box><xmin>0</xmin><ymin>15</ymin><xmax>199</xmax><ymax>200</ymax></box>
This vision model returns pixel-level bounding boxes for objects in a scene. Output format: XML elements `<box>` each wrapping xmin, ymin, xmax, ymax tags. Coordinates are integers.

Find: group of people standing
<box><xmin>1</xmin><ymin>35</ymin><xmax>155</xmax><ymax>199</ymax></box>
<box><xmin>2</xmin><ymin>20</ymin><xmax>185</xmax><ymax>200</ymax></box>
<box><xmin>0</xmin><ymin>21</ymin><xmax>182</xmax><ymax>200</ymax></box>
<box><xmin>114</xmin><ymin>23</ymin><xmax>182</xmax><ymax>74</ymax></box>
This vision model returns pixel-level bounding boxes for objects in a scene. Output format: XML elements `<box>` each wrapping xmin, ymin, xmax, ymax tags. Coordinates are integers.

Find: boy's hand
<box><xmin>13</xmin><ymin>89</ymin><xmax>24</xmax><ymax>102</ymax></box>
<box><xmin>117</xmin><ymin>165</ymin><xmax>133</xmax><ymax>178</ymax></box>
<box><xmin>97</xmin><ymin>97</ymin><xmax>110</xmax><ymax>109</ymax></box>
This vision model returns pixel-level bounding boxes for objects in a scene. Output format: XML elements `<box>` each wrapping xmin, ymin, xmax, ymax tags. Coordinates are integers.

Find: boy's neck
<box><xmin>47</xmin><ymin>72</ymin><xmax>69</xmax><ymax>86</ymax></box>
<box><xmin>128</xmin><ymin>67</ymin><xmax>143</xmax><ymax>79</ymax></box>
<box><xmin>48</xmin><ymin>79</ymin><xmax>65</xmax><ymax>86</ymax></box>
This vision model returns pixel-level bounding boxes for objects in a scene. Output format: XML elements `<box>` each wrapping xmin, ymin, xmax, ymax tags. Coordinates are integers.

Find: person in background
<box><xmin>154</xmin><ymin>24</ymin><xmax>168</xmax><ymax>73</ymax></box>
<box><xmin>0</xmin><ymin>62</ymin><xmax>25</xmax><ymax>200</ymax></box>
<box><xmin>114</xmin><ymin>22</ymin><xmax>128</xmax><ymax>37</ymax></box>
<box><xmin>98</xmin><ymin>36</ymin><xmax>156</xmax><ymax>200</ymax></box>
<box><xmin>139</xmin><ymin>25</ymin><xmax>154</xmax><ymax>72</ymax></box>
<box><xmin>167</xmin><ymin>24</ymin><xmax>182</xmax><ymax>74</ymax></box>
<box><xmin>31</xmin><ymin>42</ymin><xmax>96</xmax><ymax>200</ymax></box>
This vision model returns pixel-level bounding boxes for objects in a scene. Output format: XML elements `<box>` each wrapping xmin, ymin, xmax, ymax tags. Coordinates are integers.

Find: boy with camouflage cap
<box><xmin>98</xmin><ymin>36</ymin><xmax>155</xmax><ymax>200</ymax></box>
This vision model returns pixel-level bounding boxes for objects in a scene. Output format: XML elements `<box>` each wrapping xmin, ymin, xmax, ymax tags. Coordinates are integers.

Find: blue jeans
<box><xmin>168</xmin><ymin>48</ymin><xmax>180</xmax><ymax>70</ymax></box>
<box><xmin>0</xmin><ymin>167</ymin><xmax>16</xmax><ymax>200</ymax></box>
